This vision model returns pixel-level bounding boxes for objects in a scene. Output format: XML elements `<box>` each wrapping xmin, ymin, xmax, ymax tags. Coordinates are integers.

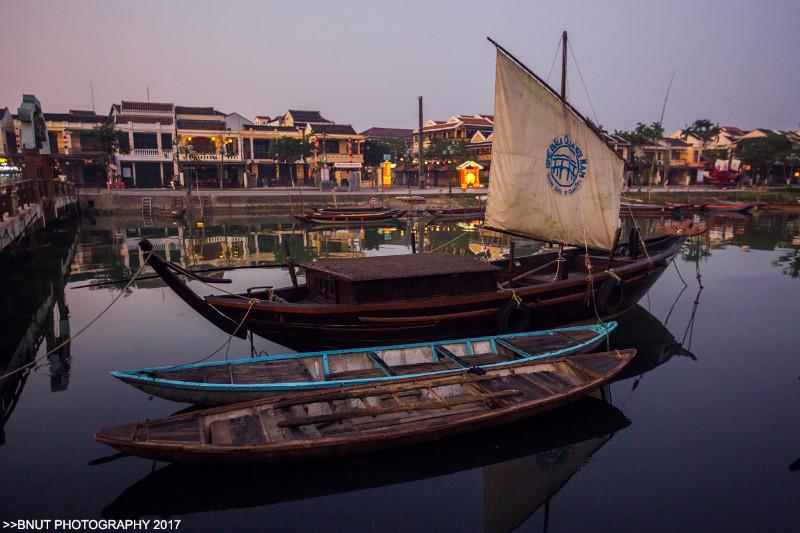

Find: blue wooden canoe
<box><xmin>111</xmin><ymin>322</ymin><xmax>616</xmax><ymax>405</ymax></box>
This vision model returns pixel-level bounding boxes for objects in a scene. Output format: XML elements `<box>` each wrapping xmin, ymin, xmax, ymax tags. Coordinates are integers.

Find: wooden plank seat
<box><xmin>568</xmin><ymin>353</ymin><xmax>623</xmax><ymax>375</ymax></box>
<box><xmin>461</xmin><ymin>352</ymin><xmax>515</xmax><ymax>366</ymax></box>
<box><xmin>504</xmin><ymin>332</ymin><xmax>585</xmax><ymax>354</ymax></box>
<box><xmin>326</xmin><ymin>367</ymin><xmax>387</xmax><ymax>381</ymax></box>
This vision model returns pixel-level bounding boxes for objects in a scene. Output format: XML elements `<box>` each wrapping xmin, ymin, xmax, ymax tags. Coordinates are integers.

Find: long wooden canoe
<box><xmin>294</xmin><ymin>209</ymin><xmax>407</xmax><ymax>224</ymax></box>
<box><xmin>101</xmin><ymin>396</ymin><xmax>629</xmax><ymax>518</ymax></box>
<box><xmin>111</xmin><ymin>322</ymin><xmax>616</xmax><ymax>405</ymax></box>
<box><xmin>95</xmin><ymin>349</ymin><xmax>635</xmax><ymax>464</ymax></box>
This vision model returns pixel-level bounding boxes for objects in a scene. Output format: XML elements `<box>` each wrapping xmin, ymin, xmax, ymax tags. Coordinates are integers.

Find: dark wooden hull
<box><xmin>295</xmin><ymin>210</ymin><xmax>407</xmax><ymax>224</ymax></box>
<box><xmin>705</xmin><ymin>203</ymin><xmax>755</xmax><ymax>213</ymax></box>
<box><xmin>621</xmin><ymin>202</ymin><xmax>680</xmax><ymax>216</ymax></box>
<box><xmin>140</xmin><ymin>234</ymin><xmax>683</xmax><ymax>351</ymax></box>
<box><xmin>95</xmin><ymin>350</ymin><xmax>635</xmax><ymax>464</ymax></box>
<box><xmin>425</xmin><ymin>207</ymin><xmax>485</xmax><ymax>218</ymax></box>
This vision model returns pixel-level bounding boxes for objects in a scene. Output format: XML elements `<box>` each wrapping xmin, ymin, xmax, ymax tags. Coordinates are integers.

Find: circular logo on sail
<box><xmin>545</xmin><ymin>135</ymin><xmax>588</xmax><ymax>195</ymax></box>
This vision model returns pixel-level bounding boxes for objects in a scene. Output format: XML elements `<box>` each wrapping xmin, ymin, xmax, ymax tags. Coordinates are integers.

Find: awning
<box><xmin>333</xmin><ymin>162</ymin><xmax>363</xmax><ymax>169</ymax></box>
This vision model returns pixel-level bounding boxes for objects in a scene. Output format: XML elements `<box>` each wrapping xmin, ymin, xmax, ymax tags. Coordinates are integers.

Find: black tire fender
<box><xmin>496</xmin><ymin>299</ymin><xmax>531</xmax><ymax>333</ymax></box>
<box><xmin>597</xmin><ymin>277</ymin><xmax>625</xmax><ymax>316</ymax></box>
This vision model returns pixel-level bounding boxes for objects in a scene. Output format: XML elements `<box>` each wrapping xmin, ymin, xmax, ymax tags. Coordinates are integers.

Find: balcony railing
<box><xmin>116</xmin><ymin>149</ymin><xmax>173</xmax><ymax>161</ymax></box>
<box><xmin>187</xmin><ymin>153</ymin><xmax>241</xmax><ymax>162</ymax></box>
<box><xmin>318</xmin><ymin>153</ymin><xmax>364</xmax><ymax>163</ymax></box>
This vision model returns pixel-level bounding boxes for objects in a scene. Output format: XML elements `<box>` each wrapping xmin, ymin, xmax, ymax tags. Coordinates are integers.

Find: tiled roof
<box><xmin>117</xmin><ymin>115</ymin><xmax>173</xmax><ymax>125</ymax></box>
<box><xmin>243</xmin><ymin>124</ymin><xmax>299</xmax><ymax>132</ymax></box>
<box><xmin>69</xmin><ymin>109</ymin><xmax>99</xmax><ymax>116</ymax></box>
<box><xmin>359</xmin><ymin>127</ymin><xmax>413</xmax><ymax>139</ymax></box>
<box><xmin>662</xmin><ymin>137</ymin><xmax>692</xmax><ymax>147</ymax></box>
<box><xmin>288</xmin><ymin>110</ymin><xmax>332</xmax><ymax>124</ymax></box>
<box><xmin>308</xmin><ymin>123</ymin><xmax>357</xmax><ymax>135</ymax></box>
<box><xmin>44</xmin><ymin>112</ymin><xmax>106</xmax><ymax>123</ymax></box>
<box><xmin>175</xmin><ymin>106</ymin><xmax>225</xmax><ymax>116</ymax></box>
<box><xmin>254</xmin><ymin>115</ymin><xmax>271</xmax><ymax>120</ymax></box>
<box><xmin>120</xmin><ymin>101</ymin><xmax>173</xmax><ymax>113</ymax></box>
<box><xmin>176</xmin><ymin>120</ymin><xmax>226</xmax><ymax>131</ymax></box>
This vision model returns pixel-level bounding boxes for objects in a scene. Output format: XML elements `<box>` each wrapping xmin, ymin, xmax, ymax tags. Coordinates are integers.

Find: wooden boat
<box><xmin>294</xmin><ymin>209</ymin><xmax>407</xmax><ymax>224</ymax></box>
<box><xmin>705</xmin><ymin>201</ymin><xmax>755</xmax><ymax>213</ymax></box>
<box><xmin>101</xmin><ymin>396</ymin><xmax>629</xmax><ymax>519</ymax></box>
<box><xmin>621</xmin><ymin>201</ymin><xmax>681</xmax><ymax>216</ymax></box>
<box><xmin>110</xmin><ymin>322</ymin><xmax>616</xmax><ymax>405</ymax></box>
<box><xmin>140</xmin><ymin>36</ymin><xmax>685</xmax><ymax>351</ymax></box>
<box><xmin>425</xmin><ymin>206</ymin><xmax>486</xmax><ymax>218</ymax></box>
<box><xmin>663</xmin><ymin>201</ymin><xmax>709</xmax><ymax>212</ymax></box>
<box><xmin>310</xmin><ymin>206</ymin><xmax>390</xmax><ymax>214</ymax></box>
<box><xmin>94</xmin><ymin>349</ymin><xmax>635</xmax><ymax>464</ymax></box>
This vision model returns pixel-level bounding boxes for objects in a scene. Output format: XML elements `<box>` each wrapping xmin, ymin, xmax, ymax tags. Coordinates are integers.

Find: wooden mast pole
<box><xmin>560</xmin><ymin>31</ymin><xmax>567</xmax><ymax>101</ymax></box>
<box><xmin>556</xmin><ymin>31</ymin><xmax>568</xmax><ymax>280</ymax></box>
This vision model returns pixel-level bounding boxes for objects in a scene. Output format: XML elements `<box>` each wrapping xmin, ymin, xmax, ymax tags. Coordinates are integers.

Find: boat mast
<box><xmin>555</xmin><ymin>30</ymin><xmax>568</xmax><ymax>279</ymax></box>
<box><xmin>560</xmin><ymin>31</ymin><xmax>567</xmax><ymax>101</ymax></box>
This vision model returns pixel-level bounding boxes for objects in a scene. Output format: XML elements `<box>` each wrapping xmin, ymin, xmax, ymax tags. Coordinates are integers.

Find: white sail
<box><xmin>485</xmin><ymin>47</ymin><xmax>624</xmax><ymax>250</ymax></box>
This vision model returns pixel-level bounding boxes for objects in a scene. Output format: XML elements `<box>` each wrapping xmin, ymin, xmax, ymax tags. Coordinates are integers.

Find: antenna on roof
<box><xmin>90</xmin><ymin>77</ymin><xmax>95</xmax><ymax>112</ymax></box>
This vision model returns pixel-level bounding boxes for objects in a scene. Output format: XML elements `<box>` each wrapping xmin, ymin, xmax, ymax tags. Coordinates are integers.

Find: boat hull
<box><xmin>140</xmin><ymin>234</ymin><xmax>683</xmax><ymax>351</ymax></box>
<box><xmin>111</xmin><ymin>323</ymin><xmax>615</xmax><ymax>405</ymax></box>
<box><xmin>95</xmin><ymin>350</ymin><xmax>635</xmax><ymax>464</ymax></box>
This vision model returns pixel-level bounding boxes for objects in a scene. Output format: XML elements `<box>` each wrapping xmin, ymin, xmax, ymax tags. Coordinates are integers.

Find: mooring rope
<box><xmin>0</xmin><ymin>258</ymin><xmax>151</xmax><ymax>382</ymax></box>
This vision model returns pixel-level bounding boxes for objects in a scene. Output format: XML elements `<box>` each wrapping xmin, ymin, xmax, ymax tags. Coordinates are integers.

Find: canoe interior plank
<box><xmin>209</xmin><ymin>420</ymin><xmax>233</xmax><ymax>445</ymax></box>
<box><xmin>148</xmin><ymin>419</ymin><xmax>202</xmax><ymax>443</ymax></box>
<box><xmin>227</xmin><ymin>415</ymin><xmax>267</xmax><ymax>446</ymax></box>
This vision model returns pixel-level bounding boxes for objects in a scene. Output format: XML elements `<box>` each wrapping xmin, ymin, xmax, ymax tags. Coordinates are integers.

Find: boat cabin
<box><xmin>301</xmin><ymin>253</ymin><xmax>499</xmax><ymax>304</ymax></box>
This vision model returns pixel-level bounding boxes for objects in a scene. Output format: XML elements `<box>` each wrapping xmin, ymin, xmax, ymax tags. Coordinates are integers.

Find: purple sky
<box><xmin>3</xmin><ymin>0</ymin><xmax>799</xmax><ymax>133</ymax></box>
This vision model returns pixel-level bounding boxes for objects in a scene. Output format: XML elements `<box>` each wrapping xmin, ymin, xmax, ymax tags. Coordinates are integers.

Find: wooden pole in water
<box><xmin>418</xmin><ymin>96</ymin><xmax>424</xmax><ymax>188</ymax></box>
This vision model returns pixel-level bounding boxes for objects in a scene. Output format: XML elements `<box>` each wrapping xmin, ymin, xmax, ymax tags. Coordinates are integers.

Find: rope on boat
<box><xmin>429</xmin><ymin>231</ymin><xmax>470</xmax><ymax>253</ymax></box>
<box><xmin>0</xmin><ymin>257</ymin><xmax>151</xmax><ymax>383</ymax></box>
<box><xmin>143</xmin><ymin>298</ymin><xmax>260</xmax><ymax>373</ymax></box>
<box><xmin>623</xmin><ymin>202</ymin><xmax>652</xmax><ymax>264</ymax></box>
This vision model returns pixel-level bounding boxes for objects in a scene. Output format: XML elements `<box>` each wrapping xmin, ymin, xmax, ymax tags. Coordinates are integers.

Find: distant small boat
<box><xmin>295</xmin><ymin>209</ymin><xmax>407</xmax><ymax>224</ymax></box>
<box><xmin>95</xmin><ymin>349</ymin><xmax>635</xmax><ymax>464</ymax></box>
<box><xmin>111</xmin><ymin>323</ymin><xmax>616</xmax><ymax>405</ymax></box>
<box><xmin>621</xmin><ymin>202</ymin><xmax>680</xmax><ymax>216</ymax></box>
<box><xmin>425</xmin><ymin>206</ymin><xmax>486</xmax><ymax>218</ymax></box>
<box><xmin>704</xmin><ymin>202</ymin><xmax>754</xmax><ymax>213</ymax></box>
<box><xmin>663</xmin><ymin>201</ymin><xmax>709</xmax><ymax>212</ymax></box>
<box><xmin>309</xmin><ymin>206</ymin><xmax>391</xmax><ymax>214</ymax></box>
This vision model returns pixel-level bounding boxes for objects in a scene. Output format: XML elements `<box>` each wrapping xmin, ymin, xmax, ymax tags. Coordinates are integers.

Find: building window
<box><xmin>161</xmin><ymin>133</ymin><xmax>173</xmax><ymax>150</ymax></box>
<box><xmin>133</xmin><ymin>133</ymin><xmax>158</xmax><ymax>150</ymax></box>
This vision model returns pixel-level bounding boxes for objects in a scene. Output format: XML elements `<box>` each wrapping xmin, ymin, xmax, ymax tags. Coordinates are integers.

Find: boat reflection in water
<box><xmin>609</xmin><ymin>304</ymin><xmax>698</xmax><ymax>383</ymax></box>
<box><xmin>102</xmin><ymin>395</ymin><xmax>629</xmax><ymax>531</ymax></box>
<box><xmin>0</xmin><ymin>219</ymin><xmax>76</xmax><ymax>444</ymax></box>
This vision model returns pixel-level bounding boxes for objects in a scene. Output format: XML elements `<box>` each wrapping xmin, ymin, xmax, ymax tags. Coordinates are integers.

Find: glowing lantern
<box><xmin>382</xmin><ymin>160</ymin><xmax>396</xmax><ymax>188</ymax></box>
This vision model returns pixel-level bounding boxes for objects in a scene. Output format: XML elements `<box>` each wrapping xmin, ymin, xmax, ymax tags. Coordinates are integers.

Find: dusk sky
<box><xmin>3</xmin><ymin>0</ymin><xmax>799</xmax><ymax>133</ymax></box>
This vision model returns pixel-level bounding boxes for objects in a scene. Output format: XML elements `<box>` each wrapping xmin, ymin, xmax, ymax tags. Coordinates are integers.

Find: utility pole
<box><xmin>418</xmin><ymin>96</ymin><xmax>424</xmax><ymax>189</ymax></box>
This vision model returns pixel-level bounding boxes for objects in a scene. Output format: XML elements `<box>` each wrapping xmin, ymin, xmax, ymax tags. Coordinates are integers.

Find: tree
<box><xmin>84</xmin><ymin>120</ymin><xmax>129</xmax><ymax>179</ymax></box>
<box><xmin>737</xmin><ymin>135</ymin><xmax>792</xmax><ymax>182</ymax></box>
<box><xmin>425</xmin><ymin>138</ymin><xmax>471</xmax><ymax>191</ymax></box>
<box><xmin>268</xmin><ymin>137</ymin><xmax>312</xmax><ymax>186</ymax></box>
<box><xmin>681</xmin><ymin>119</ymin><xmax>722</xmax><ymax>162</ymax></box>
<box><xmin>363</xmin><ymin>139</ymin><xmax>392</xmax><ymax>167</ymax></box>
<box><xmin>615</xmin><ymin>122</ymin><xmax>664</xmax><ymax>185</ymax></box>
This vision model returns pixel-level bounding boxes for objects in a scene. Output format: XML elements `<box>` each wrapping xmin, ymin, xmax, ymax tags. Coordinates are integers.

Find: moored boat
<box><xmin>425</xmin><ymin>206</ymin><xmax>486</xmax><ymax>218</ymax></box>
<box><xmin>621</xmin><ymin>201</ymin><xmax>681</xmax><ymax>216</ymax></box>
<box><xmin>111</xmin><ymin>322</ymin><xmax>616</xmax><ymax>405</ymax></box>
<box><xmin>705</xmin><ymin>201</ymin><xmax>755</xmax><ymax>213</ymax></box>
<box><xmin>139</xmin><ymin>36</ymin><xmax>686</xmax><ymax>351</ymax></box>
<box><xmin>95</xmin><ymin>349</ymin><xmax>635</xmax><ymax>464</ymax></box>
<box><xmin>294</xmin><ymin>209</ymin><xmax>407</xmax><ymax>224</ymax></box>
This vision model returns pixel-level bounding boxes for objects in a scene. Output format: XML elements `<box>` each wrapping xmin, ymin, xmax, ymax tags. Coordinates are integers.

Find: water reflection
<box><xmin>0</xmin><ymin>218</ymin><xmax>76</xmax><ymax>444</ymax></box>
<box><xmin>101</xmin><ymin>395</ymin><xmax>629</xmax><ymax>531</ymax></box>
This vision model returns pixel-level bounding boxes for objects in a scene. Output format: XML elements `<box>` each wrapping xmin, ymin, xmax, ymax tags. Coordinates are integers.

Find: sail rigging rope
<box><xmin>567</xmin><ymin>40</ymin><xmax>601</xmax><ymax>129</ymax></box>
<box><xmin>0</xmin><ymin>257</ymin><xmax>151</xmax><ymax>383</ymax></box>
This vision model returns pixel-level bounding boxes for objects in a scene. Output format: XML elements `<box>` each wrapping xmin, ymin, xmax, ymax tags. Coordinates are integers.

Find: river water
<box><xmin>0</xmin><ymin>211</ymin><xmax>798</xmax><ymax>532</ymax></box>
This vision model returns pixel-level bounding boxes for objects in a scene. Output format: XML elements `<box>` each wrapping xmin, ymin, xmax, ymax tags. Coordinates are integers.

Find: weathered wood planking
<box><xmin>96</xmin><ymin>350</ymin><xmax>635</xmax><ymax>464</ymax></box>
